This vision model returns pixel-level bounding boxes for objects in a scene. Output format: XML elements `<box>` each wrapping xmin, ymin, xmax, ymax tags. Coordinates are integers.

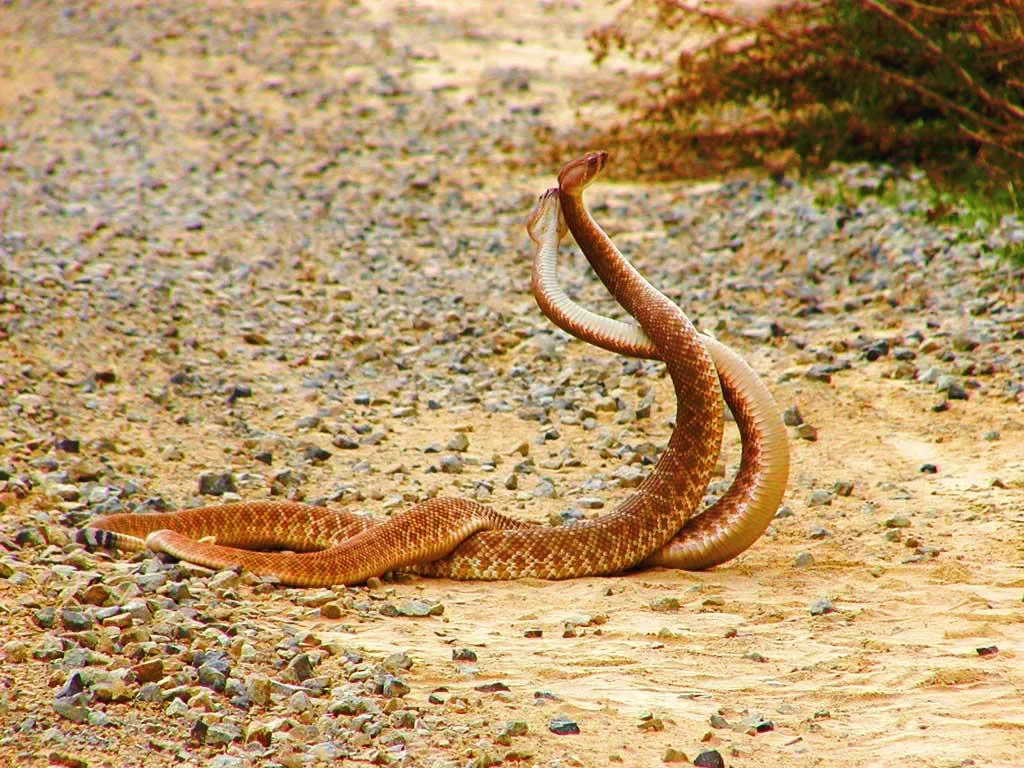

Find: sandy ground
<box><xmin>1</xmin><ymin>1</ymin><xmax>1023</xmax><ymax>767</ymax></box>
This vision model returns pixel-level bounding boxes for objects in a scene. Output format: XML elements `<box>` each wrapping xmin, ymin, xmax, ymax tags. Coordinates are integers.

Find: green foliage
<box><xmin>580</xmin><ymin>0</ymin><xmax>1024</xmax><ymax>212</ymax></box>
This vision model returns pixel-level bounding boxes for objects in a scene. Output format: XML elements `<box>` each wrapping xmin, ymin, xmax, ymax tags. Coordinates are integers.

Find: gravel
<box><xmin>1</xmin><ymin>1</ymin><xmax>1023</xmax><ymax>765</ymax></box>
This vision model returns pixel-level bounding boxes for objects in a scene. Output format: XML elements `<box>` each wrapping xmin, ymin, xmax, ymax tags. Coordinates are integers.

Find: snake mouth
<box><xmin>526</xmin><ymin>187</ymin><xmax>561</xmax><ymax>243</ymax></box>
<box><xmin>557</xmin><ymin>150</ymin><xmax>608</xmax><ymax>193</ymax></box>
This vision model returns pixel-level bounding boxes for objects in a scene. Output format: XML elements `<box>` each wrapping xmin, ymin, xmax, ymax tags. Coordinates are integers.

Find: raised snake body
<box><xmin>80</xmin><ymin>153</ymin><xmax>787</xmax><ymax>585</ymax></box>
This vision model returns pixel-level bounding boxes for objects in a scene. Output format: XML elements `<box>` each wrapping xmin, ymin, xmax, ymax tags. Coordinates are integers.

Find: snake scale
<box><xmin>79</xmin><ymin>153</ymin><xmax>788</xmax><ymax>586</ymax></box>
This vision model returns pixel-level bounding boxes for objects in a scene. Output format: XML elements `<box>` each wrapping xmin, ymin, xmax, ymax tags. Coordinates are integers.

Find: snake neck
<box><xmin>557</xmin><ymin>179</ymin><xmax>723</xmax><ymax>510</ymax></box>
<box><xmin>557</xmin><ymin>190</ymin><xmax>660</xmax><ymax>323</ymax></box>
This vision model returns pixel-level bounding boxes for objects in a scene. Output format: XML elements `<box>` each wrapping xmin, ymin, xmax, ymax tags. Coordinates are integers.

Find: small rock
<box><xmin>739</xmin><ymin>714</ymin><xmax>775</xmax><ymax>734</ymax></box>
<box><xmin>320</xmin><ymin>602</ymin><xmax>343</xmax><ymax>619</ymax></box>
<box><xmin>439</xmin><ymin>454</ymin><xmax>464</xmax><ymax>474</ymax></box>
<box><xmin>662</xmin><ymin>747</ymin><xmax>688</xmax><ymax>763</ymax></box>
<box><xmin>452</xmin><ymin>648</ymin><xmax>477</xmax><ymax>662</ymax></box>
<box><xmin>804</xmin><ymin>364</ymin><xmax>833</xmax><ymax>382</ymax></box>
<box><xmin>447</xmin><ymin>434</ymin><xmax>470</xmax><ymax>452</ymax></box>
<box><xmin>394</xmin><ymin>599</ymin><xmax>444</xmax><ymax>617</ymax></box>
<box><xmin>302</xmin><ymin>445</ymin><xmax>332</xmax><ymax>463</ymax></box>
<box><xmin>329</xmin><ymin>694</ymin><xmax>371</xmax><ymax>715</ymax></box>
<box><xmin>247</xmin><ymin>675</ymin><xmax>273</xmax><ymax>707</ymax></box>
<box><xmin>649</xmin><ymin>596</ymin><xmax>680</xmax><ymax>612</ymax></box>
<box><xmin>296</xmin><ymin>589</ymin><xmax>337</xmax><ymax>607</ymax></box>
<box><xmin>53</xmin><ymin>695</ymin><xmax>90</xmax><ymax>724</ymax></box>
<box><xmin>61</xmin><ymin>608</ymin><xmax>93</xmax><ymax>632</ymax></box>
<box><xmin>637</xmin><ymin>712</ymin><xmax>664</xmax><ymax>731</ymax></box>
<box><xmin>693</xmin><ymin>749</ymin><xmax>726</xmax><ymax>768</ymax></box>
<box><xmin>810</xmin><ymin>598</ymin><xmax>835</xmax><ymax>615</ymax></box>
<box><xmin>198</xmin><ymin>472</ymin><xmax>237</xmax><ymax>496</ymax></box>
<box><xmin>796</xmin><ymin>423</ymin><xmax>819</xmax><ymax>441</ymax></box>
<box><xmin>794</xmin><ymin>552</ymin><xmax>815</xmax><ymax>567</ymax></box>
<box><xmin>611</xmin><ymin>466</ymin><xmax>645</xmax><ymax>487</ymax></box>
<box><xmin>548</xmin><ymin>716</ymin><xmax>579</xmax><ymax>735</ymax></box>
<box><xmin>197</xmin><ymin>665</ymin><xmax>226</xmax><ymax>692</ymax></box>
<box><xmin>807</xmin><ymin>490</ymin><xmax>833</xmax><ymax>508</ymax></box>
<box><xmin>832</xmin><ymin>480</ymin><xmax>854</xmax><ymax>496</ymax></box>
<box><xmin>133</xmin><ymin>659</ymin><xmax>164</xmax><ymax>684</ymax></box>
<box><xmin>288</xmin><ymin>691</ymin><xmax>312</xmax><ymax>713</ymax></box>
<box><xmin>935</xmin><ymin>375</ymin><xmax>968</xmax><ymax>400</ymax></box>
<box><xmin>782</xmin><ymin>405</ymin><xmax>803</xmax><ymax>426</ymax></box>
<box><xmin>379</xmin><ymin>675</ymin><xmax>410</xmax><ymax>698</ymax></box>
<box><xmin>68</xmin><ymin>461</ymin><xmax>104</xmax><ymax>483</ymax></box>
<box><xmin>283</xmin><ymin>653</ymin><xmax>314</xmax><ymax>683</ymax></box>
<box><xmin>502</xmin><ymin>720</ymin><xmax>529</xmax><ymax>737</ymax></box>
<box><xmin>183</xmin><ymin>212</ymin><xmax>204</xmax><ymax>231</ymax></box>
<box><xmin>332</xmin><ymin>434</ymin><xmax>359</xmax><ymax>450</ymax></box>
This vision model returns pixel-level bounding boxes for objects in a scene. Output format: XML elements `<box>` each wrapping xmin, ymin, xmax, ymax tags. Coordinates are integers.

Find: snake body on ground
<box><xmin>79</xmin><ymin>153</ymin><xmax>787</xmax><ymax>586</ymax></box>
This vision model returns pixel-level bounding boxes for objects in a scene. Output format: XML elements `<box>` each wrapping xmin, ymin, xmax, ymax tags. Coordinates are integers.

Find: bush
<box><xmin>581</xmin><ymin>0</ymin><xmax>1024</xmax><ymax>199</ymax></box>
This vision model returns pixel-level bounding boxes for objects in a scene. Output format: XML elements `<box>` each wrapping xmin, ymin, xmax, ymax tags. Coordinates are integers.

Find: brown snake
<box><xmin>80</xmin><ymin>153</ymin><xmax>786</xmax><ymax>585</ymax></box>
<box><xmin>534</xmin><ymin>151</ymin><xmax>789</xmax><ymax>568</ymax></box>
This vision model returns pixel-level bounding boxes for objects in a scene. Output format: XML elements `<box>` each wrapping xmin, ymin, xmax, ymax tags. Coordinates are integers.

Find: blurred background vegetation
<box><xmin>567</xmin><ymin>0</ymin><xmax>1022</xmax><ymax>241</ymax></box>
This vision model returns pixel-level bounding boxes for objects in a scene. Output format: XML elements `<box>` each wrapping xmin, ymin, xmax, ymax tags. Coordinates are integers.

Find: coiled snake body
<box><xmin>80</xmin><ymin>153</ymin><xmax>788</xmax><ymax>586</ymax></box>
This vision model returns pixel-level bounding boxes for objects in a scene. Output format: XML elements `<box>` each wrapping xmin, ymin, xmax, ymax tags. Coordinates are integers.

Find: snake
<box><xmin>78</xmin><ymin>152</ymin><xmax>786</xmax><ymax>585</ymax></box>
<box><xmin>532</xmin><ymin>150</ymin><xmax>789</xmax><ymax>568</ymax></box>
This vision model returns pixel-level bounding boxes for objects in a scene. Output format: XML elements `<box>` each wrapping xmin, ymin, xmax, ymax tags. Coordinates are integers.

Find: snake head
<box><xmin>557</xmin><ymin>151</ymin><xmax>608</xmax><ymax>195</ymax></box>
<box><xmin>526</xmin><ymin>187</ymin><xmax>567</xmax><ymax>245</ymax></box>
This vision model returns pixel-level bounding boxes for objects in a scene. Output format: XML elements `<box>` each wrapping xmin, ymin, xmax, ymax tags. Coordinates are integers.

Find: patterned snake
<box><xmin>79</xmin><ymin>153</ymin><xmax>788</xmax><ymax>586</ymax></box>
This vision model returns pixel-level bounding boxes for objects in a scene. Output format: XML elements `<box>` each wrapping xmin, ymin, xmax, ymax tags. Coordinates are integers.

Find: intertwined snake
<box><xmin>79</xmin><ymin>153</ymin><xmax>788</xmax><ymax>586</ymax></box>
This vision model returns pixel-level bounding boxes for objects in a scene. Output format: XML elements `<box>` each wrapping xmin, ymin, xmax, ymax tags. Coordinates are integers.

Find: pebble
<box><xmin>611</xmin><ymin>466</ymin><xmax>645</xmax><ymax>487</ymax></box>
<box><xmin>447</xmin><ymin>433</ymin><xmax>470</xmax><ymax>452</ymax></box>
<box><xmin>649</xmin><ymin>596</ymin><xmax>680</xmax><ymax>612</ymax></box>
<box><xmin>133</xmin><ymin>659</ymin><xmax>163</xmax><ymax>684</ymax></box>
<box><xmin>807</xmin><ymin>491</ymin><xmax>833</xmax><ymax>508</ymax></box>
<box><xmin>439</xmin><ymin>454</ymin><xmax>464</xmax><ymax>474</ymax></box>
<box><xmin>935</xmin><ymin>375</ymin><xmax>969</xmax><ymax>400</ymax></box>
<box><xmin>548</xmin><ymin>716</ymin><xmax>580</xmax><ymax>735</ymax></box>
<box><xmin>810</xmin><ymin>598</ymin><xmax>836</xmax><ymax>615</ymax></box>
<box><xmin>394</xmin><ymin>599</ymin><xmax>444</xmax><ymax>617</ymax></box>
<box><xmin>782</xmin><ymin>405</ymin><xmax>803</xmax><ymax>426</ymax></box>
<box><xmin>302</xmin><ymin>445</ymin><xmax>332</xmax><ymax>463</ymax></box>
<box><xmin>197</xmin><ymin>472</ymin><xmax>237</xmax><ymax>496</ymax></box>
<box><xmin>693</xmin><ymin>750</ymin><xmax>726</xmax><ymax>768</ymax></box>
<box><xmin>739</xmin><ymin>715</ymin><xmax>775</xmax><ymax>734</ymax></box>
<box><xmin>796</xmin><ymin>423</ymin><xmax>819</xmax><ymax>441</ymax></box>
<box><xmin>379</xmin><ymin>675</ymin><xmax>410</xmax><ymax>698</ymax></box>
<box><xmin>283</xmin><ymin>653</ymin><xmax>314</xmax><ymax>682</ymax></box>
<box><xmin>832</xmin><ymin>480</ymin><xmax>854</xmax><ymax>496</ymax></box>
<box><xmin>60</xmin><ymin>607</ymin><xmax>93</xmax><ymax>632</ymax></box>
